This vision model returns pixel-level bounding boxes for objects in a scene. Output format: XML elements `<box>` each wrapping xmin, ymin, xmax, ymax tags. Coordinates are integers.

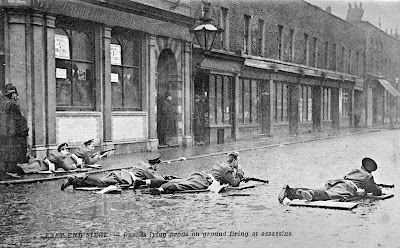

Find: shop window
<box><xmin>322</xmin><ymin>87</ymin><xmax>331</xmax><ymax>120</ymax></box>
<box><xmin>238</xmin><ymin>78</ymin><xmax>259</xmax><ymax>124</ymax></box>
<box><xmin>274</xmin><ymin>81</ymin><xmax>288</xmax><ymax>122</ymax></box>
<box><xmin>299</xmin><ymin>85</ymin><xmax>312</xmax><ymax>122</ymax></box>
<box><xmin>209</xmin><ymin>74</ymin><xmax>233</xmax><ymax>125</ymax></box>
<box><xmin>341</xmin><ymin>88</ymin><xmax>350</xmax><ymax>117</ymax></box>
<box><xmin>55</xmin><ymin>23</ymin><xmax>95</xmax><ymax>110</ymax></box>
<box><xmin>111</xmin><ymin>31</ymin><xmax>142</xmax><ymax>110</ymax></box>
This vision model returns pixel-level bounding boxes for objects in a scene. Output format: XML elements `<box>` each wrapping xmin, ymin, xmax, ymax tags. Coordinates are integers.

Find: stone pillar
<box><xmin>101</xmin><ymin>27</ymin><xmax>113</xmax><ymax>150</ymax></box>
<box><xmin>350</xmin><ymin>88</ymin><xmax>355</xmax><ymax>127</ymax></box>
<box><xmin>366</xmin><ymin>80</ymin><xmax>373</xmax><ymax>127</ymax></box>
<box><xmin>182</xmin><ymin>42</ymin><xmax>193</xmax><ymax>147</ymax></box>
<box><xmin>233</xmin><ymin>74</ymin><xmax>240</xmax><ymax>140</ymax></box>
<box><xmin>288</xmin><ymin>83</ymin><xmax>300</xmax><ymax>135</ymax></box>
<box><xmin>7</xmin><ymin>10</ymin><xmax>32</xmax><ymax>153</ymax></box>
<box><xmin>261</xmin><ymin>79</ymin><xmax>274</xmax><ymax>136</ymax></box>
<box><xmin>147</xmin><ymin>36</ymin><xmax>158</xmax><ymax>151</ymax></box>
<box><xmin>45</xmin><ymin>15</ymin><xmax>57</xmax><ymax>152</ymax></box>
<box><xmin>30</xmin><ymin>13</ymin><xmax>47</xmax><ymax>157</ymax></box>
<box><xmin>312</xmin><ymin>85</ymin><xmax>322</xmax><ymax>131</ymax></box>
<box><xmin>331</xmin><ymin>87</ymin><xmax>340</xmax><ymax>129</ymax></box>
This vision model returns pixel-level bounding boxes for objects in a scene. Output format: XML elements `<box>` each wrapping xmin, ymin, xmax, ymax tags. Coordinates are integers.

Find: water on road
<box><xmin>1</xmin><ymin>130</ymin><xmax>399</xmax><ymax>248</ymax></box>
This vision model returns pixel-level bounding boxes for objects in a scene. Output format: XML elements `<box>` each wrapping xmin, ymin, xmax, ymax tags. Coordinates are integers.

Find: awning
<box><xmin>377</xmin><ymin>79</ymin><xmax>400</xmax><ymax>97</ymax></box>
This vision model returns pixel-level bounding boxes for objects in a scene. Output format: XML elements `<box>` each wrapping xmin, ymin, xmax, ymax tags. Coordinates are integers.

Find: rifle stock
<box><xmin>243</xmin><ymin>177</ymin><xmax>269</xmax><ymax>183</ymax></box>
<box><xmin>99</xmin><ymin>148</ymin><xmax>115</xmax><ymax>155</ymax></box>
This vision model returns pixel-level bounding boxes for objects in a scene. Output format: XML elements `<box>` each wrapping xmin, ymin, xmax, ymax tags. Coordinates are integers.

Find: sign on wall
<box><xmin>55</xmin><ymin>35</ymin><xmax>70</xmax><ymax>60</ymax></box>
<box><xmin>110</xmin><ymin>44</ymin><xmax>121</xmax><ymax>65</ymax></box>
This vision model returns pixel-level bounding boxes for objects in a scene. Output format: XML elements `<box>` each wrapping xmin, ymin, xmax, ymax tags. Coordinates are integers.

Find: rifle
<box><xmin>242</xmin><ymin>177</ymin><xmax>269</xmax><ymax>183</ymax></box>
<box><xmin>99</xmin><ymin>148</ymin><xmax>115</xmax><ymax>156</ymax></box>
<box><xmin>377</xmin><ymin>183</ymin><xmax>395</xmax><ymax>188</ymax></box>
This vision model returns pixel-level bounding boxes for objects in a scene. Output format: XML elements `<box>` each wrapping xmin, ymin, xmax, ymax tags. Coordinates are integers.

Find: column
<box><xmin>350</xmin><ymin>88</ymin><xmax>355</xmax><ymax>127</ymax></box>
<box><xmin>366</xmin><ymin>79</ymin><xmax>373</xmax><ymax>127</ymax></box>
<box><xmin>101</xmin><ymin>27</ymin><xmax>114</xmax><ymax>150</ymax></box>
<box><xmin>147</xmin><ymin>35</ymin><xmax>158</xmax><ymax>151</ymax></box>
<box><xmin>233</xmin><ymin>74</ymin><xmax>240</xmax><ymax>140</ymax></box>
<box><xmin>45</xmin><ymin>15</ymin><xmax>57</xmax><ymax>152</ymax></box>
<box><xmin>260</xmin><ymin>79</ymin><xmax>274</xmax><ymax>136</ymax></box>
<box><xmin>182</xmin><ymin>42</ymin><xmax>193</xmax><ymax>147</ymax></box>
<box><xmin>288</xmin><ymin>83</ymin><xmax>300</xmax><ymax>135</ymax></box>
<box><xmin>331</xmin><ymin>87</ymin><xmax>340</xmax><ymax>129</ymax></box>
<box><xmin>30</xmin><ymin>13</ymin><xmax>47</xmax><ymax>157</ymax></box>
<box><xmin>312</xmin><ymin>85</ymin><xmax>322</xmax><ymax>131</ymax></box>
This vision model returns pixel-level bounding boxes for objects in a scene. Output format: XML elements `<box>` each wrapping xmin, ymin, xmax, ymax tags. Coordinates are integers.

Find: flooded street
<box><xmin>1</xmin><ymin>130</ymin><xmax>400</xmax><ymax>248</ymax></box>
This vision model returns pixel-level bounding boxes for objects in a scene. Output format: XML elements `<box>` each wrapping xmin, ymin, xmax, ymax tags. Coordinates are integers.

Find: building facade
<box><xmin>0</xmin><ymin>0</ymin><xmax>194</xmax><ymax>157</ymax></box>
<box><xmin>191</xmin><ymin>0</ymin><xmax>366</xmax><ymax>144</ymax></box>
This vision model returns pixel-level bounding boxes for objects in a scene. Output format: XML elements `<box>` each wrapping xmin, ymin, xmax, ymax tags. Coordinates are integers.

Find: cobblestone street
<box><xmin>1</xmin><ymin>129</ymin><xmax>399</xmax><ymax>248</ymax></box>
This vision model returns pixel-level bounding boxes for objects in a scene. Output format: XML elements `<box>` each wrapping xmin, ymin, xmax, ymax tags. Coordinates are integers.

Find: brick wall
<box><xmin>193</xmin><ymin>0</ymin><xmax>366</xmax><ymax>77</ymax></box>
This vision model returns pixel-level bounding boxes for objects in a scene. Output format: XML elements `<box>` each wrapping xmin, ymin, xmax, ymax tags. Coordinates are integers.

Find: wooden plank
<box><xmin>349</xmin><ymin>193</ymin><xmax>394</xmax><ymax>201</ymax></box>
<box><xmin>288</xmin><ymin>200</ymin><xmax>359</xmax><ymax>210</ymax></box>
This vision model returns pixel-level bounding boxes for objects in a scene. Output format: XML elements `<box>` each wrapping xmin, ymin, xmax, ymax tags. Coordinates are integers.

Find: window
<box><xmin>322</xmin><ymin>87</ymin><xmax>331</xmax><ymax>120</ymax></box>
<box><xmin>258</xmin><ymin>19</ymin><xmax>265</xmax><ymax>56</ymax></box>
<box><xmin>312</xmin><ymin>37</ymin><xmax>318</xmax><ymax>67</ymax></box>
<box><xmin>356</xmin><ymin>51</ymin><xmax>359</xmax><ymax>74</ymax></box>
<box><xmin>278</xmin><ymin>25</ymin><xmax>284</xmax><ymax>60</ymax></box>
<box><xmin>304</xmin><ymin>33</ymin><xmax>309</xmax><ymax>66</ymax></box>
<box><xmin>332</xmin><ymin>44</ymin><xmax>337</xmax><ymax>71</ymax></box>
<box><xmin>55</xmin><ymin>21</ymin><xmax>95</xmax><ymax>110</ymax></box>
<box><xmin>274</xmin><ymin>81</ymin><xmax>288</xmax><ymax>122</ymax></box>
<box><xmin>238</xmin><ymin>78</ymin><xmax>259</xmax><ymax>124</ymax></box>
<box><xmin>348</xmin><ymin>49</ymin><xmax>351</xmax><ymax>73</ymax></box>
<box><xmin>289</xmin><ymin>29</ymin><xmax>294</xmax><ymax>62</ymax></box>
<box><xmin>220</xmin><ymin>7</ymin><xmax>229</xmax><ymax>50</ymax></box>
<box><xmin>341</xmin><ymin>46</ymin><xmax>345</xmax><ymax>72</ymax></box>
<box><xmin>299</xmin><ymin>85</ymin><xmax>312</xmax><ymax>122</ymax></box>
<box><xmin>111</xmin><ymin>30</ymin><xmax>142</xmax><ymax>110</ymax></box>
<box><xmin>341</xmin><ymin>88</ymin><xmax>350</xmax><ymax>117</ymax></box>
<box><xmin>324</xmin><ymin>41</ymin><xmax>329</xmax><ymax>69</ymax></box>
<box><xmin>244</xmin><ymin>15</ymin><xmax>251</xmax><ymax>54</ymax></box>
<box><xmin>209</xmin><ymin>74</ymin><xmax>233</xmax><ymax>125</ymax></box>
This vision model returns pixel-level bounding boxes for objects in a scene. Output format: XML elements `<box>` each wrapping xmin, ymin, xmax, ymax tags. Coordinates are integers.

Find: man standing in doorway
<box><xmin>157</xmin><ymin>91</ymin><xmax>177</xmax><ymax>146</ymax></box>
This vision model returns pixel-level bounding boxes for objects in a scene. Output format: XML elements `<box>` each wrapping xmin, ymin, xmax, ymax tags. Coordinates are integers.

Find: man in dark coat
<box><xmin>0</xmin><ymin>85</ymin><xmax>28</xmax><ymax>178</ymax></box>
<box><xmin>278</xmin><ymin>157</ymin><xmax>383</xmax><ymax>203</ymax></box>
<box><xmin>157</xmin><ymin>92</ymin><xmax>177</xmax><ymax>145</ymax></box>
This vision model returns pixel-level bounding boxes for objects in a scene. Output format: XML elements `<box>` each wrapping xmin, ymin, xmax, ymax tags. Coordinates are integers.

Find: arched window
<box><xmin>111</xmin><ymin>29</ymin><xmax>142</xmax><ymax>110</ymax></box>
<box><xmin>55</xmin><ymin>21</ymin><xmax>95</xmax><ymax>110</ymax></box>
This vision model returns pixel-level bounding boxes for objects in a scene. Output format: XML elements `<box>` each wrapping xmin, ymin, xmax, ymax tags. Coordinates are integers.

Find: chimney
<box><xmin>325</xmin><ymin>6</ymin><xmax>331</xmax><ymax>13</ymax></box>
<box><xmin>390</xmin><ymin>29</ymin><xmax>393</xmax><ymax>35</ymax></box>
<box><xmin>379</xmin><ymin>17</ymin><xmax>381</xmax><ymax>29</ymax></box>
<box><xmin>346</xmin><ymin>2</ymin><xmax>364</xmax><ymax>22</ymax></box>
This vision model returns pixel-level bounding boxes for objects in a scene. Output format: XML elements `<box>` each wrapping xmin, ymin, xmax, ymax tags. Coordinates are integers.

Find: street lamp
<box><xmin>190</xmin><ymin>2</ymin><xmax>223</xmax><ymax>52</ymax></box>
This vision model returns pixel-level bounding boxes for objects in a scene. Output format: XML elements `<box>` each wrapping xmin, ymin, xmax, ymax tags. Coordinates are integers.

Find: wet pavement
<box><xmin>1</xmin><ymin>128</ymin><xmax>400</xmax><ymax>248</ymax></box>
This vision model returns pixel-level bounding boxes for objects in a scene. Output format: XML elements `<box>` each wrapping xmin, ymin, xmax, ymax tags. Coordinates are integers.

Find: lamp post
<box><xmin>190</xmin><ymin>2</ymin><xmax>223</xmax><ymax>53</ymax></box>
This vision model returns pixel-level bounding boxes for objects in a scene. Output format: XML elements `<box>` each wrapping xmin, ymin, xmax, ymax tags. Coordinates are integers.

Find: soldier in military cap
<box><xmin>142</xmin><ymin>151</ymin><xmax>245</xmax><ymax>195</ymax></box>
<box><xmin>61</xmin><ymin>152</ymin><xmax>170</xmax><ymax>190</ymax></box>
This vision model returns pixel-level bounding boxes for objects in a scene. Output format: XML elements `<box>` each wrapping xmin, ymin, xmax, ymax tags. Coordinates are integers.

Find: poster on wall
<box><xmin>55</xmin><ymin>68</ymin><xmax>67</xmax><ymax>79</ymax></box>
<box><xmin>55</xmin><ymin>34</ymin><xmax>70</xmax><ymax>60</ymax></box>
<box><xmin>110</xmin><ymin>44</ymin><xmax>122</xmax><ymax>65</ymax></box>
